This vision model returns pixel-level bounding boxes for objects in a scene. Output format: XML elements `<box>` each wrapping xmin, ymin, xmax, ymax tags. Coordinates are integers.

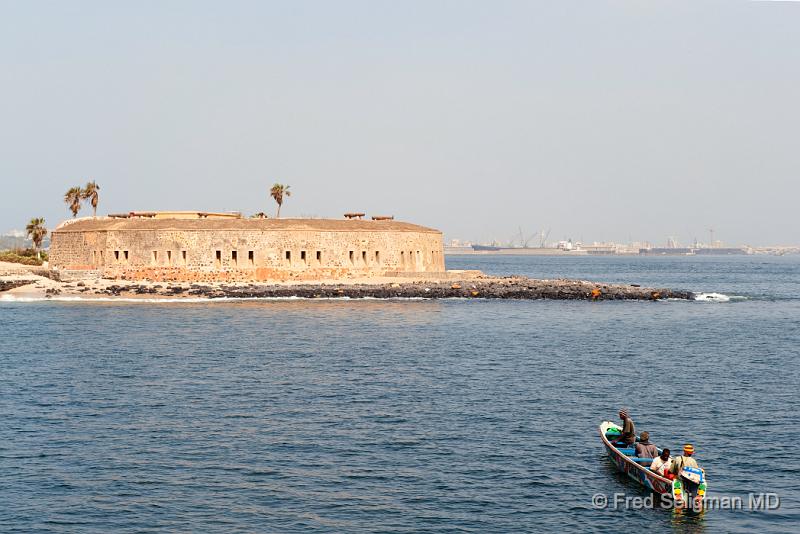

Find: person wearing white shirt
<box><xmin>650</xmin><ymin>448</ymin><xmax>672</xmax><ymax>476</ymax></box>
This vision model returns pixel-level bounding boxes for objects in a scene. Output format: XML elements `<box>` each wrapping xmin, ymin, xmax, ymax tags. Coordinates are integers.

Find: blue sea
<box><xmin>1</xmin><ymin>255</ymin><xmax>798</xmax><ymax>533</ymax></box>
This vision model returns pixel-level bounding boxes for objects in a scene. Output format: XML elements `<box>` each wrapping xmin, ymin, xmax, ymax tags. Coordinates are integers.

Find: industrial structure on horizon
<box><xmin>444</xmin><ymin>232</ymin><xmax>796</xmax><ymax>256</ymax></box>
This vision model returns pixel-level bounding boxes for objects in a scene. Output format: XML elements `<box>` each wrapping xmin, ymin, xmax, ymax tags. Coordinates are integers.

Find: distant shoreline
<box><xmin>443</xmin><ymin>248</ymin><xmax>768</xmax><ymax>256</ymax></box>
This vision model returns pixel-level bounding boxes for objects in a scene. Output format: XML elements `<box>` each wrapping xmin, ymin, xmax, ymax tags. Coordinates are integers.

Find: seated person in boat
<box><xmin>670</xmin><ymin>444</ymin><xmax>700</xmax><ymax>479</ymax></box>
<box><xmin>635</xmin><ymin>431</ymin><xmax>658</xmax><ymax>458</ymax></box>
<box><xmin>650</xmin><ymin>448</ymin><xmax>672</xmax><ymax>477</ymax></box>
<box><xmin>614</xmin><ymin>409</ymin><xmax>636</xmax><ymax>447</ymax></box>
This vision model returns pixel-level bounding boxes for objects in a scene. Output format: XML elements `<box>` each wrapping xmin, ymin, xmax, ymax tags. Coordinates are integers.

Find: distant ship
<box><xmin>693</xmin><ymin>247</ymin><xmax>749</xmax><ymax>255</ymax></box>
<box><xmin>471</xmin><ymin>244</ymin><xmax>502</xmax><ymax>251</ymax></box>
<box><xmin>469</xmin><ymin>243</ymin><xmax>587</xmax><ymax>255</ymax></box>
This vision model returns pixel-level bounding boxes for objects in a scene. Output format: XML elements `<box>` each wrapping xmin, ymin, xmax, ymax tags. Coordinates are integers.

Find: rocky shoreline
<box><xmin>0</xmin><ymin>279</ymin><xmax>37</xmax><ymax>293</ymax></box>
<box><xmin>2</xmin><ymin>274</ymin><xmax>694</xmax><ymax>301</ymax></box>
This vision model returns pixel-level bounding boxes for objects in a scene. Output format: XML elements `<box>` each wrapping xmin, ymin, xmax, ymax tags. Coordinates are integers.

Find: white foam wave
<box><xmin>693</xmin><ymin>292</ymin><xmax>747</xmax><ymax>302</ymax></box>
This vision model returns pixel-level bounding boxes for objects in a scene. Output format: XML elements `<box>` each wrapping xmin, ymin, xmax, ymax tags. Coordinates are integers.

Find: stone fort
<box><xmin>49</xmin><ymin>211</ymin><xmax>445</xmax><ymax>281</ymax></box>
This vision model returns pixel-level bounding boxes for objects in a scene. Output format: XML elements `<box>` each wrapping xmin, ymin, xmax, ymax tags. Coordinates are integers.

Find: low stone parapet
<box><xmin>51</xmin><ymin>269</ymin><xmax>101</xmax><ymax>282</ymax></box>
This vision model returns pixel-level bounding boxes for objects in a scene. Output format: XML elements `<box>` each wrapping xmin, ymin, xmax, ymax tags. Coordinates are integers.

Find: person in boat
<box><xmin>671</xmin><ymin>444</ymin><xmax>706</xmax><ymax>505</ymax></box>
<box><xmin>614</xmin><ymin>409</ymin><xmax>636</xmax><ymax>447</ymax></box>
<box><xmin>670</xmin><ymin>444</ymin><xmax>700</xmax><ymax>478</ymax></box>
<box><xmin>635</xmin><ymin>431</ymin><xmax>658</xmax><ymax>458</ymax></box>
<box><xmin>650</xmin><ymin>448</ymin><xmax>672</xmax><ymax>477</ymax></box>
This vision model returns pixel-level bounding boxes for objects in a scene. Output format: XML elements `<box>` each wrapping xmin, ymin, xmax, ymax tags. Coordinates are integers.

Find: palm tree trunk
<box><xmin>276</xmin><ymin>204</ymin><xmax>281</xmax><ymax>218</ymax></box>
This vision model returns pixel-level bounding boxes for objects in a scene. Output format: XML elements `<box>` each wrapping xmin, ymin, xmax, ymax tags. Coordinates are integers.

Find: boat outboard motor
<box><xmin>679</xmin><ymin>466</ymin><xmax>705</xmax><ymax>507</ymax></box>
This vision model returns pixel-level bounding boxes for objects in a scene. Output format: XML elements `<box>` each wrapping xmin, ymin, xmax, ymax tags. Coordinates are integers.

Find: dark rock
<box><xmin>0</xmin><ymin>280</ymin><xmax>37</xmax><ymax>292</ymax></box>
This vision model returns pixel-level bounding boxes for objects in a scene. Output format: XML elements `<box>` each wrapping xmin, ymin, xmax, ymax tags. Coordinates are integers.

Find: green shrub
<box><xmin>0</xmin><ymin>251</ymin><xmax>44</xmax><ymax>266</ymax></box>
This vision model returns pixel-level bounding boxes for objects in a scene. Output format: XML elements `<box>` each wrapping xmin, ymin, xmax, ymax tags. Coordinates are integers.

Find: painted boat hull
<box><xmin>599</xmin><ymin>421</ymin><xmax>675</xmax><ymax>496</ymax></box>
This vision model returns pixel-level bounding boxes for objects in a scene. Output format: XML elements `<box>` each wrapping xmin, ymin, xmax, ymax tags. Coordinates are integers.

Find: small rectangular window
<box><xmin>285</xmin><ymin>250</ymin><xmax>291</xmax><ymax>265</ymax></box>
<box><xmin>167</xmin><ymin>250</ymin><xmax>172</xmax><ymax>265</ymax></box>
<box><xmin>362</xmin><ymin>250</ymin><xmax>367</xmax><ymax>265</ymax></box>
<box><xmin>114</xmin><ymin>250</ymin><xmax>120</xmax><ymax>261</ymax></box>
<box><xmin>316</xmin><ymin>250</ymin><xmax>322</xmax><ymax>264</ymax></box>
<box><xmin>181</xmin><ymin>250</ymin><xmax>187</xmax><ymax>266</ymax></box>
<box><xmin>215</xmin><ymin>250</ymin><xmax>222</xmax><ymax>268</ymax></box>
<box><xmin>375</xmin><ymin>251</ymin><xmax>380</xmax><ymax>264</ymax></box>
<box><xmin>300</xmin><ymin>250</ymin><xmax>307</xmax><ymax>265</ymax></box>
<box><xmin>349</xmin><ymin>250</ymin><xmax>354</xmax><ymax>265</ymax></box>
<box><xmin>123</xmin><ymin>250</ymin><xmax>129</xmax><ymax>262</ymax></box>
<box><xmin>92</xmin><ymin>250</ymin><xmax>96</xmax><ymax>264</ymax></box>
<box><xmin>152</xmin><ymin>250</ymin><xmax>158</xmax><ymax>265</ymax></box>
<box><xmin>231</xmin><ymin>250</ymin><xmax>238</xmax><ymax>266</ymax></box>
<box><xmin>248</xmin><ymin>250</ymin><xmax>254</xmax><ymax>266</ymax></box>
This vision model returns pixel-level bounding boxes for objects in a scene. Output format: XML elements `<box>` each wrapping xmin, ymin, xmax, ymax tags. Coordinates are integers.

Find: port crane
<box><xmin>539</xmin><ymin>229</ymin><xmax>551</xmax><ymax>248</ymax></box>
<box><xmin>512</xmin><ymin>227</ymin><xmax>552</xmax><ymax>248</ymax></box>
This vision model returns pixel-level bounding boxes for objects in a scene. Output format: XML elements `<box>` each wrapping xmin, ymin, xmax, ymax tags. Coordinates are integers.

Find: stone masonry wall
<box><xmin>48</xmin><ymin>231</ymin><xmax>108</xmax><ymax>271</ymax></box>
<box><xmin>50</xmin><ymin>227</ymin><xmax>445</xmax><ymax>282</ymax></box>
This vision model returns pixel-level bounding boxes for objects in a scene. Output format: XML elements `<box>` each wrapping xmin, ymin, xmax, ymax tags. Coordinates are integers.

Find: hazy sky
<box><xmin>1</xmin><ymin>1</ymin><xmax>798</xmax><ymax>246</ymax></box>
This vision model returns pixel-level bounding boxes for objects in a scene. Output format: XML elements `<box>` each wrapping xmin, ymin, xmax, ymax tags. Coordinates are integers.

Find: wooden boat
<box><xmin>599</xmin><ymin>421</ymin><xmax>707</xmax><ymax>507</ymax></box>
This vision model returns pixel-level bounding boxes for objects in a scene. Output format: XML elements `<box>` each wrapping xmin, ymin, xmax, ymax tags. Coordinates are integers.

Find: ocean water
<box><xmin>1</xmin><ymin>255</ymin><xmax>798</xmax><ymax>533</ymax></box>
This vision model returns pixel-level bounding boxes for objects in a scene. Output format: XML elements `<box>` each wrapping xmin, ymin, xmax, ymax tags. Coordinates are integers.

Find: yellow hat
<box><xmin>683</xmin><ymin>444</ymin><xmax>695</xmax><ymax>454</ymax></box>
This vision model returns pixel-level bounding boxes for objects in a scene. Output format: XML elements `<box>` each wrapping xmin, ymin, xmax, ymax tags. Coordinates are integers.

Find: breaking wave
<box><xmin>693</xmin><ymin>292</ymin><xmax>747</xmax><ymax>302</ymax></box>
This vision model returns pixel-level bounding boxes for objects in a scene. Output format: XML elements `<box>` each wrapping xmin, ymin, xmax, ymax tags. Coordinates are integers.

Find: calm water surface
<box><xmin>1</xmin><ymin>255</ymin><xmax>798</xmax><ymax>532</ymax></box>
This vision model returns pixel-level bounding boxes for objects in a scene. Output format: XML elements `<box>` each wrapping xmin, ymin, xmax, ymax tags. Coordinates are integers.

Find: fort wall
<box><xmin>49</xmin><ymin>217</ymin><xmax>445</xmax><ymax>281</ymax></box>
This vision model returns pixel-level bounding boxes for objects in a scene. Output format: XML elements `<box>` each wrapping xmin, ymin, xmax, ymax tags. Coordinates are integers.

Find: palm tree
<box><xmin>82</xmin><ymin>180</ymin><xmax>100</xmax><ymax>217</ymax></box>
<box><xmin>64</xmin><ymin>186</ymin><xmax>83</xmax><ymax>217</ymax></box>
<box><xmin>25</xmin><ymin>217</ymin><xmax>48</xmax><ymax>258</ymax></box>
<box><xmin>270</xmin><ymin>183</ymin><xmax>291</xmax><ymax>218</ymax></box>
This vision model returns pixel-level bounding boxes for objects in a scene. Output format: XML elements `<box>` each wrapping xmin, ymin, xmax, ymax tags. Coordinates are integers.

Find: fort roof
<box><xmin>106</xmin><ymin>210</ymin><xmax>241</xmax><ymax>220</ymax></box>
<box><xmin>52</xmin><ymin>216</ymin><xmax>440</xmax><ymax>234</ymax></box>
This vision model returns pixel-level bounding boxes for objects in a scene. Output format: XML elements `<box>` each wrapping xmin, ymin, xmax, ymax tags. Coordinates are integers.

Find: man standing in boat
<box><xmin>615</xmin><ymin>409</ymin><xmax>636</xmax><ymax>447</ymax></box>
